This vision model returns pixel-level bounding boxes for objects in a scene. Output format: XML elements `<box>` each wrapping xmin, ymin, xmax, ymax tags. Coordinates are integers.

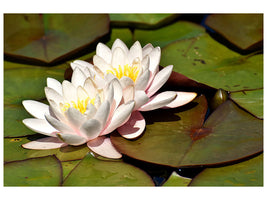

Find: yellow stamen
<box><xmin>61</xmin><ymin>97</ymin><xmax>95</xmax><ymax>114</ymax></box>
<box><xmin>107</xmin><ymin>64</ymin><xmax>140</xmax><ymax>82</ymax></box>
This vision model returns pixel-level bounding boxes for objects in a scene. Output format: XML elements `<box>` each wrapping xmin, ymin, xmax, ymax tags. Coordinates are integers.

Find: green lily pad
<box><xmin>4</xmin><ymin>61</ymin><xmax>66</xmax><ymax>104</ymax></box>
<box><xmin>190</xmin><ymin>153</ymin><xmax>263</xmax><ymax>186</ymax></box>
<box><xmin>230</xmin><ymin>89</ymin><xmax>263</xmax><ymax>119</ymax></box>
<box><xmin>4</xmin><ymin>155</ymin><xmax>62</xmax><ymax>186</ymax></box>
<box><xmin>63</xmin><ymin>153</ymin><xmax>154</xmax><ymax>186</ymax></box>
<box><xmin>4</xmin><ymin>136</ymin><xmax>89</xmax><ymax>162</ymax></box>
<box><xmin>61</xmin><ymin>160</ymin><xmax>81</xmax><ymax>180</ymax></box>
<box><xmin>111</xmin><ymin>96</ymin><xmax>263</xmax><ymax>167</ymax></box>
<box><xmin>110</xmin><ymin>14</ymin><xmax>178</xmax><ymax>29</ymax></box>
<box><xmin>134</xmin><ymin>20</ymin><xmax>205</xmax><ymax>47</ymax></box>
<box><xmin>106</xmin><ymin>28</ymin><xmax>134</xmax><ymax>48</ymax></box>
<box><xmin>163</xmin><ymin>171</ymin><xmax>192</xmax><ymax>186</ymax></box>
<box><xmin>4</xmin><ymin>14</ymin><xmax>109</xmax><ymax>64</ymax></box>
<box><xmin>160</xmin><ymin>34</ymin><xmax>263</xmax><ymax>92</ymax></box>
<box><xmin>205</xmin><ymin>14</ymin><xmax>263</xmax><ymax>51</ymax></box>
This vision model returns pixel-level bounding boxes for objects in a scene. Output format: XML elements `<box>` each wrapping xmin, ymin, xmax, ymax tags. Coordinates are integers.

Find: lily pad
<box><xmin>4</xmin><ymin>14</ymin><xmax>109</xmax><ymax>64</ymax></box>
<box><xmin>63</xmin><ymin>153</ymin><xmax>154</xmax><ymax>186</ymax></box>
<box><xmin>106</xmin><ymin>28</ymin><xmax>134</xmax><ymax>48</ymax></box>
<box><xmin>134</xmin><ymin>20</ymin><xmax>205</xmax><ymax>47</ymax></box>
<box><xmin>61</xmin><ymin>160</ymin><xmax>81</xmax><ymax>180</ymax></box>
<box><xmin>160</xmin><ymin>34</ymin><xmax>263</xmax><ymax>92</ymax></box>
<box><xmin>163</xmin><ymin>171</ymin><xmax>192</xmax><ymax>186</ymax></box>
<box><xmin>190</xmin><ymin>153</ymin><xmax>263</xmax><ymax>186</ymax></box>
<box><xmin>4</xmin><ymin>62</ymin><xmax>66</xmax><ymax>104</ymax></box>
<box><xmin>205</xmin><ymin>14</ymin><xmax>263</xmax><ymax>51</ymax></box>
<box><xmin>4</xmin><ymin>136</ymin><xmax>89</xmax><ymax>162</ymax></box>
<box><xmin>4</xmin><ymin>155</ymin><xmax>62</xmax><ymax>186</ymax></box>
<box><xmin>111</xmin><ymin>96</ymin><xmax>263</xmax><ymax>167</ymax></box>
<box><xmin>230</xmin><ymin>89</ymin><xmax>263</xmax><ymax>119</ymax></box>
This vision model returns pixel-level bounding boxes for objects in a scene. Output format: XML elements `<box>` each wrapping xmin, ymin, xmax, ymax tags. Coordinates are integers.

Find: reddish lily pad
<box><xmin>205</xmin><ymin>14</ymin><xmax>263</xmax><ymax>51</ymax></box>
<box><xmin>4</xmin><ymin>14</ymin><xmax>110</xmax><ymax>64</ymax></box>
<box><xmin>190</xmin><ymin>153</ymin><xmax>263</xmax><ymax>186</ymax></box>
<box><xmin>63</xmin><ymin>153</ymin><xmax>154</xmax><ymax>186</ymax></box>
<box><xmin>111</xmin><ymin>95</ymin><xmax>263</xmax><ymax>167</ymax></box>
<box><xmin>4</xmin><ymin>155</ymin><xmax>62</xmax><ymax>186</ymax></box>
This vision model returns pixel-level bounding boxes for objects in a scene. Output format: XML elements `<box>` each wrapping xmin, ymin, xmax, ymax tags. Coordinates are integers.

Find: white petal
<box><xmin>142</xmin><ymin>43</ymin><xmax>154</xmax><ymax>57</ymax></box>
<box><xmin>96</xmin><ymin>42</ymin><xmax>112</xmax><ymax>63</ymax></box>
<box><xmin>45</xmin><ymin>114</ymin><xmax>75</xmax><ymax>135</ymax></box>
<box><xmin>80</xmin><ymin>119</ymin><xmax>102</xmax><ymax>140</ymax></box>
<box><xmin>45</xmin><ymin>87</ymin><xmax>64</xmax><ymax>105</ymax></box>
<box><xmin>71</xmin><ymin>67</ymin><xmax>87</xmax><ymax>88</ymax></box>
<box><xmin>73</xmin><ymin>60</ymin><xmax>94</xmax><ymax>68</ymax></box>
<box><xmin>148</xmin><ymin>46</ymin><xmax>161</xmax><ymax>75</ymax></box>
<box><xmin>93</xmin><ymin>101</ymin><xmax>110</xmax><ymax>128</ymax></box>
<box><xmin>104</xmin><ymin>84</ymin><xmax>114</xmax><ymax>104</ymax></box>
<box><xmin>22</xmin><ymin>137</ymin><xmax>67</xmax><ymax>150</ymax></box>
<box><xmin>23</xmin><ymin>118</ymin><xmax>58</xmax><ymax>136</ymax></box>
<box><xmin>65</xmin><ymin>107</ymin><xmax>86</xmax><ymax>129</ymax></box>
<box><xmin>123</xmin><ymin>85</ymin><xmax>135</xmax><ymax>103</ymax></box>
<box><xmin>135</xmin><ymin>69</ymin><xmax>150</xmax><ymax>91</ymax></box>
<box><xmin>164</xmin><ymin>92</ymin><xmax>197</xmax><ymax>108</ymax></box>
<box><xmin>110</xmin><ymin>78</ymin><xmax>123</xmax><ymax>109</ymax></box>
<box><xmin>111</xmin><ymin>47</ymin><xmax>127</xmax><ymax>68</ymax></box>
<box><xmin>47</xmin><ymin>78</ymin><xmax>62</xmax><ymax>95</ymax></box>
<box><xmin>48</xmin><ymin>99</ymin><xmax>67</xmax><ymax>123</ymax></box>
<box><xmin>139</xmin><ymin>91</ymin><xmax>177</xmax><ymax>111</ymax></box>
<box><xmin>129</xmin><ymin>41</ymin><xmax>142</xmax><ymax>64</ymax></box>
<box><xmin>146</xmin><ymin>65</ymin><xmax>173</xmax><ymax>97</ymax></box>
<box><xmin>141</xmin><ymin>55</ymin><xmax>150</xmax><ymax>72</ymax></box>
<box><xmin>83</xmin><ymin>77</ymin><xmax>97</xmax><ymax>97</ymax></box>
<box><xmin>111</xmin><ymin>38</ymin><xmax>129</xmax><ymax>54</ymax></box>
<box><xmin>22</xmin><ymin>100</ymin><xmax>49</xmax><ymax>119</ymax></box>
<box><xmin>133</xmin><ymin>90</ymin><xmax>149</xmax><ymax>110</ymax></box>
<box><xmin>77</xmin><ymin>86</ymin><xmax>89</xmax><ymax>100</ymax></box>
<box><xmin>105</xmin><ymin>73</ymin><xmax>117</xmax><ymax>83</ymax></box>
<box><xmin>117</xmin><ymin>111</ymin><xmax>145</xmax><ymax>139</ymax></box>
<box><xmin>87</xmin><ymin>136</ymin><xmax>122</xmax><ymax>159</ymax></box>
<box><xmin>120</xmin><ymin>76</ymin><xmax>134</xmax><ymax>89</ymax></box>
<box><xmin>62</xmin><ymin>80</ymin><xmax>77</xmax><ymax>103</ymax></box>
<box><xmin>56</xmin><ymin>133</ymin><xmax>87</xmax><ymax>146</ymax></box>
<box><xmin>93</xmin><ymin>55</ymin><xmax>112</xmax><ymax>73</ymax></box>
<box><xmin>84</xmin><ymin>103</ymin><xmax>97</xmax><ymax>119</ymax></box>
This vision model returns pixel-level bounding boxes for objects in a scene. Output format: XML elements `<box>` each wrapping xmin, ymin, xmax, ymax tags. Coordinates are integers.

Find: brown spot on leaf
<box><xmin>193</xmin><ymin>58</ymin><xmax>206</xmax><ymax>64</ymax></box>
<box><xmin>190</xmin><ymin>128</ymin><xmax>212</xmax><ymax>141</ymax></box>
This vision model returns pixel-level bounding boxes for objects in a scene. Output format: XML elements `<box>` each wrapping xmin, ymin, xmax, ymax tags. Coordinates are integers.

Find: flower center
<box><xmin>107</xmin><ymin>64</ymin><xmax>140</xmax><ymax>82</ymax></box>
<box><xmin>61</xmin><ymin>97</ymin><xmax>95</xmax><ymax>114</ymax></box>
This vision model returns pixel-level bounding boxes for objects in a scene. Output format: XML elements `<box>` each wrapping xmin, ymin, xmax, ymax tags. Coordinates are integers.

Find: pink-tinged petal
<box><xmin>84</xmin><ymin>103</ymin><xmax>97</xmax><ymax>119</ymax></box>
<box><xmin>94</xmin><ymin>101</ymin><xmax>110</xmax><ymax>128</ymax></box>
<box><xmin>83</xmin><ymin>77</ymin><xmax>97</xmax><ymax>97</ymax></box>
<box><xmin>45</xmin><ymin>87</ymin><xmax>64</xmax><ymax>105</ymax></box>
<box><xmin>65</xmin><ymin>107</ymin><xmax>86</xmax><ymax>129</ymax></box>
<box><xmin>80</xmin><ymin>119</ymin><xmax>102</xmax><ymax>140</ymax></box>
<box><xmin>71</xmin><ymin>67</ymin><xmax>87</xmax><ymax>88</ymax></box>
<box><xmin>22</xmin><ymin>100</ymin><xmax>49</xmax><ymax>119</ymax></box>
<box><xmin>22</xmin><ymin>137</ymin><xmax>67</xmax><ymax>150</ymax></box>
<box><xmin>110</xmin><ymin>79</ymin><xmax>123</xmax><ymax>109</ymax></box>
<box><xmin>148</xmin><ymin>47</ymin><xmax>161</xmax><ymax>76</ymax></box>
<box><xmin>142</xmin><ymin>43</ymin><xmax>154</xmax><ymax>57</ymax></box>
<box><xmin>164</xmin><ymin>92</ymin><xmax>197</xmax><ymax>108</ymax></box>
<box><xmin>56</xmin><ymin>133</ymin><xmax>87</xmax><ymax>146</ymax></box>
<box><xmin>96</xmin><ymin>42</ymin><xmax>112</xmax><ymax>63</ymax></box>
<box><xmin>22</xmin><ymin>118</ymin><xmax>58</xmax><ymax>136</ymax></box>
<box><xmin>111</xmin><ymin>47</ymin><xmax>127</xmax><ymax>68</ymax></box>
<box><xmin>141</xmin><ymin>55</ymin><xmax>150</xmax><ymax>72</ymax></box>
<box><xmin>129</xmin><ymin>41</ymin><xmax>142</xmax><ymax>64</ymax></box>
<box><xmin>120</xmin><ymin>76</ymin><xmax>134</xmax><ymax>89</ymax></box>
<box><xmin>146</xmin><ymin>65</ymin><xmax>173</xmax><ymax>97</ymax></box>
<box><xmin>117</xmin><ymin>111</ymin><xmax>145</xmax><ymax>139</ymax></box>
<box><xmin>123</xmin><ymin>85</ymin><xmax>135</xmax><ymax>103</ymax></box>
<box><xmin>139</xmin><ymin>91</ymin><xmax>177</xmax><ymax>111</ymax></box>
<box><xmin>93</xmin><ymin>55</ymin><xmax>112</xmax><ymax>73</ymax></box>
<box><xmin>47</xmin><ymin>78</ymin><xmax>62</xmax><ymax>95</ymax></box>
<box><xmin>45</xmin><ymin>114</ymin><xmax>75</xmax><ymax>135</ymax></box>
<box><xmin>87</xmin><ymin>136</ymin><xmax>122</xmax><ymax>159</ymax></box>
<box><xmin>133</xmin><ymin>90</ymin><xmax>149</xmax><ymax>110</ymax></box>
<box><xmin>135</xmin><ymin>69</ymin><xmax>150</xmax><ymax>91</ymax></box>
<box><xmin>62</xmin><ymin>80</ymin><xmax>77</xmax><ymax>103</ymax></box>
<box><xmin>102</xmin><ymin>101</ymin><xmax>135</xmax><ymax>134</ymax></box>
<box><xmin>111</xmin><ymin>38</ymin><xmax>129</xmax><ymax>54</ymax></box>
<box><xmin>104</xmin><ymin>84</ymin><xmax>114</xmax><ymax>104</ymax></box>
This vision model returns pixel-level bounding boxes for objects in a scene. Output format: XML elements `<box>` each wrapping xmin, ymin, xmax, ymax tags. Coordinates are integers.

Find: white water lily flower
<box><xmin>71</xmin><ymin>39</ymin><xmax>197</xmax><ymax>139</ymax></box>
<box><xmin>22</xmin><ymin>67</ymin><xmax>135</xmax><ymax>159</ymax></box>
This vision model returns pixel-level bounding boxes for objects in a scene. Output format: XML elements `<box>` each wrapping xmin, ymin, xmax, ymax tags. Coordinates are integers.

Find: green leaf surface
<box><xmin>4</xmin><ymin>61</ymin><xmax>66</xmax><ymax>104</ymax></box>
<box><xmin>190</xmin><ymin>153</ymin><xmax>263</xmax><ymax>186</ymax></box>
<box><xmin>205</xmin><ymin>14</ymin><xmax>263</xmax><ymax>51</ymax></box>
<box><xmin>163</xmin><ymin>171</ymin><xmax>191</xmax><ymax>186</ymax></box>
<box><xmin>63</xmin><ymin>153</ymin><xmax>154</xmax><ymax>186</ymax></box>
<box><xmin>160</xmin><ymin>34</ymin><xmax>263</xmax><ymax>91</ymax></box>
<box><xmin>111</xmin><ymin>96</ymin><xmax>263</xmax><ymax>167</ymax></box>
<box><xmin>4</xmin><ymin>14</ymin><xmax>109</xmax><ymax>64</ymax></box>
<box><xmin>4</xmin><ymin>155</ymin><xmax>62</xmax><ymax>186</ymax></box>
<box><xmin>4</xmin><ymin>136</ymin><xmax>89</xmax><ymax>162</ymax></box>
<box><xmin>61</xmin><ymin>160</ymin><xmax>81</xmax><ymax>180</ymax></box>
<box><xmin>230</xmin><ymin>89</ymin><xmax>263</xmax><ymax>119</ymax></box>
<box><xmin>134</xmin><ymin>21</ymin><xmax>205</xmax><ymax>47</ymax></box>
<box><xmin>106</xmin><ymin>28</ymin><xmax>134</xmax><ymax>48</ymax></box>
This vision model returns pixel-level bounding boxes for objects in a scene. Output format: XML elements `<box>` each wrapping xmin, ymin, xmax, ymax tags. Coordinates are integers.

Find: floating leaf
<box><xmin>190</xmin><ymin>153</ymin><xmax>263</xmax><ymax>186</ymax></box>
<box><xmin>4</xmin><ymin>155</ymin><xmax>62</xmax><ymax>186</ymax></box>
<box><xmin>205</xmin><ymin>14</ymin><xmax>263</xmax><ymax>51</ymax></box>
<box><xmin>163</xmin><ymin>171</ymin><xmax>191</xmax><ymax>186</ymax></box>
<box><xmin>4</xmin><ymin>136</ymin><xmax>89</xmax><ymax>162</ymax></box>
<box><xmin>160</xmin><ymin>34</ymin><xmax>263</xmax><ymax>91</ymax></box>
<box><xmin>134</xmin><ymin>20</ymin><xmax>205</xmax><ymax>47</ymax></box>
<box><xmin>230</xmin><ymin>89</ymin><xmax>263</xmax><ymax>119</ymax></box>
<box><xmin>111</xmin><ymin>96</ymin><xmax>263</xmax><ymax>167</ymax></box>
<box><xmin>63</xmin><ymin>153</ymin><xmax>154</xmax><ymax>186</ymax></box>
<box><xmin>61</xmin><ymin>160</ymin><xmax>81</xmax><ymax>180</ymax></box>
<box><xmin>4</xmin><ymin>14</ymin><xmax>109</xmax><ymax>64</ymax></box>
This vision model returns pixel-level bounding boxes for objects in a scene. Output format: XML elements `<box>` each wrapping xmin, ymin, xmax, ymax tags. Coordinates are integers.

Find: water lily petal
<box><xmin>129</xmin><ymin>41</ymin><xmax>142</xmax><ymax>64</ymax></box>
<box><xmin>71</xmin><ymin>67</ymin><xmax>87</xmax><ymax>88</ymax></box>
<box><xmin>148</xmin><ymin>47</ymin><xmax>161</xmax><ymax>76</ymax></box>
<box><xmin>120</xmin><ymin>76</ymin><xmax>134</xmax><ymax>89</ymax></box>
<box><xmin>22</xmin><ymin>118</ymin><xmax>58</xmax><ymax>136</ymax></box>
<box><xmin>117</xmin><ymin>111</ymin><xmax>145</xmax><ymax>139</ymax></box>
<box><xmin>146</xmin><ymin>65</ymin><xmax>173</xmax><ymax>97</ymax></box>
<box><xmin>47</xmin><ymin>78</ymin><xmax>62</xmax><ymax>95</ymax></box>
<box><xmin>141</xmin><ymin>55</ymin><xmax>150</xmax><ymax>72</ymax></box>
<box><xmin>80</xmin><ymin>119</ymin><xmax>102</xmax><ymax>140</ymax></box>
<box><xmin>45</xmin><ymin>114</ymin><xmax>75</xmax><ymax>135</ymax></box>
<box><xmin>135</xmin><ymin>69</ymin><xmax>150</xmax><ymax>91</ymax></box>
<box><xmin>49</xmin><ymin>99</ymin><xmax>67</xmax><ymax>123</ymax></box>
<box><xmin>73</xmin><ymin>60</ymin><xmax>94</xmax><ymax>68</ymax></box>
<box><xmin>22</xmin><ymin>100</ymin><xmax>49</xmax><ymax>119</ymax></box>
<box><xmin>139</xmin><ymin>91</ymin><xmax>177</xmax><ymax>111</ymax></box>
<box><xmin>133</xmin><ymin>90</ymin><xmax>150</xmax><ymax>110</ymax></box>
<box><xmin>110</xmin><ymin>79</ymin><xmax>123</xmax><ymax>109</ymax></box>
<box><xmin>94</xmin><ymin>101</ymin><xmax>110</xmax><ymax>128</ymax></box>
<box><xmin>84</xmin><ymin>103</ymin><xmax>97</xmax><ymax>119</ymax></box>
<box><xmin>105</xmin><ymin>84</ymin><xmax>114</xmax><ymax>104</ymax></box>
<box><xmin>22</xmin><ymin>137</ymin><xmax>67</xmax><ymax>150</ymax></box>
<box><xmin>83</xmin><ymin>77</ymin><xmax>97</xmax><ymax>97</ymax></box>
<box><xmin>93</xmin><ymin>55</ymin><xmax>112</xmax><ymax>73</ymax></box>
<box><xmin>164</xmin><ymin>91</ymin><xmax>198</xmax><ymax>108</ymax></box>
<box><xmin>87</xmin><ymin>136</ymin><xmax>122</xmax><ymax>159</ymax></box>
<box><xmin>111</xmin><ymin>47</ymin><xmax>127</xmax><ymax>68</ymax></box>
<box><xmin>96</xmin><ymin>42</ymin><xmax>112</xmax><ymax>63</ymax></box>
<box><xmin>142</xmin><ymin>43</ymin><xmax>154</xmax><ymax>57</ymax></box>
<box><xmin>105</xmin><ymin>73</ymin><xmax>117</xmax><ymax>83</ymax></box>
<box><xmin>123</xmin><ymin>85</ymin><xmax>135</xmax><ymax>103</ymax></box>
<box><xmin>56</xmin><ymin>133</ymin><xmax>87</xmax><ymax>146</ymax></box>
<box><xmin>45</xmin><ymin>87</ymin><xmax>64</xmax><ymax>105</ymax></box>
<box><xmin>62</xmin><ymin>80</ymin><xmax>77</xmax><ymax>103</ymax></box>
<box><xmin>65</xmin><ymin>107</ymin><xmax>86</xmax><ymax>129</ymax></box>
<box><xmin>111</xmin><ymin>38</ymin><xmax>129</xmax><ymax>54</ymax></box>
